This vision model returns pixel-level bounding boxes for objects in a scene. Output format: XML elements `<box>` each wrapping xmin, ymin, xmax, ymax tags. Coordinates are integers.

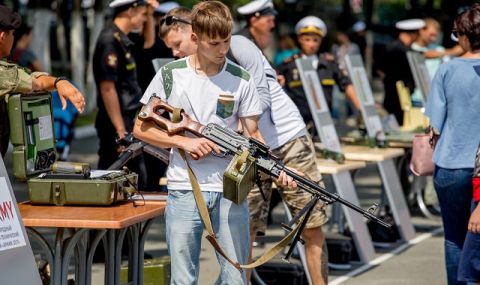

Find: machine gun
<box><xmin>107</xmin><ymin>133</ymin><xmax>170</xmax><ymax>170</ymax></box>
<box><xmin>138</xmin><ymin>95</ymin><xmax>391</xmax><ymax>262</ymax></box>
<box><xmin>313</xmin><ymin>146</ymin><xmax>346</xmax><ymax>164</ymax></box>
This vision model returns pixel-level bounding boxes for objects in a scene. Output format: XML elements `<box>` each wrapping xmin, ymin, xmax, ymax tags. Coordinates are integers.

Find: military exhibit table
<box><xmin>340</xmin><ymin>132</ymin><xmax>415</xmax><ymax>150</ymax></box>
<box><xmin>19</xmin><ymin>201</ymin><xmax>166</xmax><ymax>285</ymax></box>
<box><xmin>341</xmin><ymin>145</ymin><xmax>405</xmax><ymax>161</ymax></box>
<box><xmin>341</xmin><ymin>133</ymin><xmax>438</xmax><ymax>219</ymax></box>
<box><xmin>316</xmin><ymin>158</ymin><xmax>366</xmax><ymax>174</ymax></box>
<box><xmin>338</xmin><ymin>145</ymin><xmax>416</xmax><ymax>241</ymax></box>
<box><xmin>314</xmin><ymin>158</ymin><xmax>377</xmax><ymax>263</ymax></box>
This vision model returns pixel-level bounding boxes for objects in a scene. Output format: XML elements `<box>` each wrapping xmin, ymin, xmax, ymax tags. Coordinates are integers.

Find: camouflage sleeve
<box><xmin>0</xmin><ymin>62</ymin><xmax>32</xmax><ymax>97</ymax></box>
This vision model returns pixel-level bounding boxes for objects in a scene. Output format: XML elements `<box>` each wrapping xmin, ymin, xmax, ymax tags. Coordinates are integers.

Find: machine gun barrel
<box><xmin>201</xmin><ymin>125</ymin><xmax>391</xmax><ymax>228</ymax></box>
<box><xmin>281</xmin><ymin>167</ymin><xmax>391</xmax><ymax>228</ymax></box>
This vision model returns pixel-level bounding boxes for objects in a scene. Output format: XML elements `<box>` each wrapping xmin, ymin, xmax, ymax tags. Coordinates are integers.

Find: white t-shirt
<box><xmin>141</xmin><ymin>56</ymin><xmax>261</xmax><ymax>192</ymax></box>
<box><xmin>230</xmin><ymin>35</ymin><xmax>306</xmax><ymax>150</ymax></box>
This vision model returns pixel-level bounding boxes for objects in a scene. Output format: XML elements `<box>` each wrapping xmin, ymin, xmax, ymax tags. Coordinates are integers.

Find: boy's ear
<box><xmin>191</xmin><ymin>32</ymin><xmax>198</xmax><ymax>44</ymax></box>
<box><xmin>249</xmin><ymin>16</ymin><xmax>256</xmax><ymax>27</ymax></box>
<box><xmin>126</xmin><ymin>7</ymin><xmax>134</xmax><ymax>17</ymax></box>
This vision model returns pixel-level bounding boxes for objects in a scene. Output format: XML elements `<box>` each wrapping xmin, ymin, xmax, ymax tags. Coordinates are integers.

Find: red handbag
<box><xmin>410</xmin><ymin>126</ymin><xmax>439</xmax><ymax>176</ymax></box>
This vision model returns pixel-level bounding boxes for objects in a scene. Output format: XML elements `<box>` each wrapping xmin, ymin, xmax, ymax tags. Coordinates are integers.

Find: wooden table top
<box><xmin>19</xmin><ymin>201</ymin><xmax>166</xmax><ymax>229</ymax></box>
<box><xmin>341</xmin><ymin>145</ymin><xmax>405</xmax><ymax>162</ymax></box>
<box><xmin>315</xmin><ymin>158</ymin><xmax>366</xmax><ymax>174</ymax></box>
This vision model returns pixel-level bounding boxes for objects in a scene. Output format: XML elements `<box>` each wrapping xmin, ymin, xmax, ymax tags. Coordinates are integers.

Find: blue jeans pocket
<box><xmin>434</xmin><ymin>167</ymin><xmax>458</xmax><ymax>189</ymax></box>
<box><xmin>167</xmin><ymin>190</ymin><xmax>194</xmax><ymax>208</ymax></box>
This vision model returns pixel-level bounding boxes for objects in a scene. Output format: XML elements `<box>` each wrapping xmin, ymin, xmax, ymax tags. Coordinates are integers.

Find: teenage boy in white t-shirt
<box><xmin>160</xmin><ymin>7</ymin><xmax>328</xmax><ymax>285</ymax></box>
<box><xmin>133</xmin><ymin>1</ymin><xmax>295</xmax><ymax>284</ymax></box>
<box><xmin>156</xmin><ymin>6</ymin><xmax>329</xmax><ymax>285</ymax></box>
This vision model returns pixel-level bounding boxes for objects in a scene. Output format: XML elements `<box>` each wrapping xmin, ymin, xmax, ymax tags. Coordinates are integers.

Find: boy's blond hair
<box><xmin>423</xmin><ymin>17</ymin><xmax>440</xmax><ymax>31</ymax></box>
<box><xmin>159</xmin><ymin>7</ymin><xmax>192</xmax><ymax>39</ymax></box>
<box><xmin>191</xmin><ymin>1</ymin><xmax>233</xmax><ymax>39</ymax></box>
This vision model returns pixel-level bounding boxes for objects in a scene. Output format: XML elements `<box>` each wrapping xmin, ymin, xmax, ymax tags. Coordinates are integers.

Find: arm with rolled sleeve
<box><xmin>0</xmin><ymin>61</ymin><xmax>85</xmax><ymax>112</ymax></box>
<box><xmin>0</xmin><ymin>61</ymin><xmax>33</xmax><ymax>97</ymax></box>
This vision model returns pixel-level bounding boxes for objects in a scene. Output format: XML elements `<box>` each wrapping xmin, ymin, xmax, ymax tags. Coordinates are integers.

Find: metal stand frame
<box><xmin>26</xmin><ymin>218</ymin><xmax>155</xmax><ymax>285</ymax></box>
<box><xmin>377</xmin><ymin>160</ymin><xmax>416</xmax><ymax>241</ymax></box>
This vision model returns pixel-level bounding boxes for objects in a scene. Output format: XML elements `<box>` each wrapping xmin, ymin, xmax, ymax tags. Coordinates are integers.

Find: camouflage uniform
<box><xmin>0</xmin><ymin>60</ymin><xmax>34</xmax><ymax>156</ymax></box>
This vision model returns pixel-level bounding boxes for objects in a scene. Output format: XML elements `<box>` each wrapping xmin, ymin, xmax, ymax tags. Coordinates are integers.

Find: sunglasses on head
<box><xmin>131</xmin><ymin>0</ymin><xmax>146</xmax><ymax>8</ymax></box>
<box><xmin>160</xmin><ymin>15</ymin><xmax>191</xmax><ymax>26</ymax></box>
<box><xmin>452</xmin><ymin>29</ymin><xmax>459</xmax><ymax>38</ymax></box>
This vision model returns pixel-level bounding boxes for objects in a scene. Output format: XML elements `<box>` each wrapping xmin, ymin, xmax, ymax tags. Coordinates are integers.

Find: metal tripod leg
<box><xmin>331</xmin><ymin>172</ymin><xmax>376</xmax><ymax>262</ymax></box>
<box><xmin>377</xmin><ymin>159</ymin><xmax>415</xmax><ymax>241</ymax></box>
<box><xmin>283</xmin><ymin>201</ymin><xmax>313</xmax><ymax>285</ymax></box>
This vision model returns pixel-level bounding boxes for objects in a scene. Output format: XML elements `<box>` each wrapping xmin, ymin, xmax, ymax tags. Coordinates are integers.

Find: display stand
<box><xmin>294</xmin><ymin>58</ymin><xmax>376</xmax><ymax>263</ymax></box>
<box><xmin>344</xmin><ymin>55</ymin><xmax>415</xmax><ymax>241</ymax></box>
<box><xmin>0</xmin><ymin>156</ymin><xmax>42</xmax><ymax>285</ymax></box>
<box><xmin>407</xmin><ymin>51</ymin><xmax>431</xmax><ymax>102</ymax></box>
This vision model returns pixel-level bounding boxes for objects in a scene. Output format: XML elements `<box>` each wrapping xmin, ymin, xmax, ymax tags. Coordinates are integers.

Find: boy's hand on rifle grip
<box><xmin>180</xmin><ymin>137</ymin><xmax>221</xmax><ymax>160</ymax></box>
<box><xmin>277</xmin><ymin>167</ymin><xmax>304</xmax><ymax>189</ymax></box>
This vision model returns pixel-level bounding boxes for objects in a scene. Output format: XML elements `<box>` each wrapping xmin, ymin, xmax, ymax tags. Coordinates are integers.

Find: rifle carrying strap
<box><xmin>178</xmin><ymin>149</ymin><xmax>306</xmax><ymax>270</ymax></box>
<box><xmin>172</xmin><ymin>106</ymin><xmax>307</xmax><ymax>270</ymax></box>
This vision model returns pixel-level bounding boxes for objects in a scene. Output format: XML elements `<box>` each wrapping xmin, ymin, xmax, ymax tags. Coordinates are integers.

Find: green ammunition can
<box><xmin>223</xmin><ymin>150</ymin><xmax>256</xmax><ymax>204</ymax></box>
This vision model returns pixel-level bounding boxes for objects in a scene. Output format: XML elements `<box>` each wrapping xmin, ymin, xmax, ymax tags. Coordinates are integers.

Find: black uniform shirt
<box><xmin>93</xmin><ymin>24</ymin><xmax>142</xmax><ymax>115</ymax></box>
<box><xmin>278</xmin><ymin>53</ymin><xmax>351</xmax><ymax>123</ymax></box>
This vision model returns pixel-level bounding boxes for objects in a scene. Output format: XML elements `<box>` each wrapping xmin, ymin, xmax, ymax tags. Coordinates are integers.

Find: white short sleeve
<box><xmin>237</xmin><ymin>76</ymin><xmax>262</xmax><ymax>118</ymax></box>
<box><xmin>141</xmin><ymin>68</ymin><xmax>166</xmax><ymax>105</ymax></box>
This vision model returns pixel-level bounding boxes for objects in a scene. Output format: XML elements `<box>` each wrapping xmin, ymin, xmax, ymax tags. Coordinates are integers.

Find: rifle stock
<box><xmin>138</xmin><ymin>95</ymin><xmax>392</xmax><ymax>228</ymax></box>
<box><xmin>138</xmin><ymin>95</ymin><xmax>204</xmax><ymax>136</ymax></box>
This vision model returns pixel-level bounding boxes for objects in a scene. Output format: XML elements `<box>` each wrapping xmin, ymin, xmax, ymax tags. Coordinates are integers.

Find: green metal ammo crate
<box><xmin>120</xmin><ymin>256</ymin><xmax>171</xmax><ymax>285</ymax></box>
<box><xmin>223</xmin><ymin>150</ymin><xmax>256</xmax><ymax>204</ymax></box>
<box><xmin>8</xmin><ymin>93</ymin><xmax>137</xmax><ymax>206</ymax></box>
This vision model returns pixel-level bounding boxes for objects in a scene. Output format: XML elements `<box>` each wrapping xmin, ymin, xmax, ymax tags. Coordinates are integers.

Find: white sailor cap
<box><xmin>155</xmin><ymin>1</ymin><xmax>179</xmax><ymax>14</ymax></box>
<box><xmin>353</xmin><ymin>21</ymin><xmax>366</xmax><ymax>32</ymax></box>
<box><xmin>109</xmin><ymin>0</ymin><xmax>146</xmax><ymax>9</ymax></box>
<box><xmin>395</xmin><ymin>19</ymin><xmax>426</xmax><ymax>31</ymax></box>
<box><xmin>295</xmin><ymin>16</ymin><xmax>327</xmax><ymax>37</ymax></box>
<box><xmin>237</xmin><ymin>0</ymin><xmax>278</xmax><ymax>17</ymax></box>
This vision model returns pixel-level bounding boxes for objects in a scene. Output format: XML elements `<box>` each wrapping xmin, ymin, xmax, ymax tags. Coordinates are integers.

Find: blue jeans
<box><xmin>434</xmin><ymin>166</ymin><xmax>473</xmax><ymax>285</ymax></box>
<box><xmin>165</xmin><ymin>190</ymin><xmax>250</xmax><ymax>285</ymax></box>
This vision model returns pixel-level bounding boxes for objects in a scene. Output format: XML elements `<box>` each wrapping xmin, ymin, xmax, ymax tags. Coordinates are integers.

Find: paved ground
<box><xmin>4</xmin><ymin>127</ymin><xmax>447</xmax><ymax>285</ymax></box>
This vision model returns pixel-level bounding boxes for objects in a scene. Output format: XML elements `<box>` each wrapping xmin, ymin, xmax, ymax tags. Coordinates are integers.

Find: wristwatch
<box><xmin>54</xmin><ymin>76</ymin><xmax>68</xmax><ymax>89</ymax></box>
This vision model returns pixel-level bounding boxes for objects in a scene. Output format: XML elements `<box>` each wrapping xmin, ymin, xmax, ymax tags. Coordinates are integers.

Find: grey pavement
<box><xmin>5</xmin><ymin>126</ymin><xmax>447</xmax><ymax>285</ymax></box>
